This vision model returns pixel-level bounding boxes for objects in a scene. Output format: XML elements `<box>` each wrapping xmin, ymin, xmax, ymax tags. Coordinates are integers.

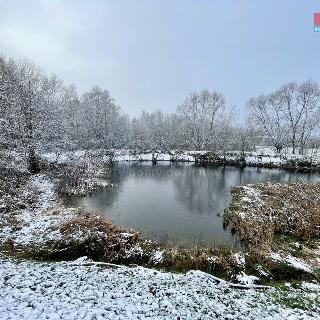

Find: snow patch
<box><xmin>1</xmin><ymin>256</ymin><xmax>319</xmax><ymax>319</ymax></box>
<box><xmin>236</xmin><ymin>271</ymin><xmax>260</xmax><ymax>285</ymax></box>
<box><xmin>270</xmin><ymin>252</ymin><xmax>313</xmax><ymax>273</ymax></box>
<box><xmin>234</xmin><ymin>252</ymin><xmax>245</xmax><ymax>267</ymax></box>
<box><xmin>149</xmin><ymin>250</ymin><xmax>164</xmax><ymax>264</ymax></box>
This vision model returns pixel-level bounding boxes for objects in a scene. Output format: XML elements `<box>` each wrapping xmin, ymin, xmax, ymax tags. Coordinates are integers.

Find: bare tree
<box><xmin>15</xmin><ymin>60</ymin><xmax>47</xmax><ymax>172</ymax></box>
<box><xmin>296</xmin><ymin>80</ymin><xmax>320</xmax><ymax>154</ymax></box>
<box><xmin>248</xmin><ymin>80</ymin><xmax>320</xmax><ymax>154</ymax></box>
<box><xmin>248</xmin><ymin>94</ymin><xmax>287</xmax><ymax>153</ymax></box>
<box><xmin>215</xmin><ymin>107</ymin><xmax>235</xmax><ymax>157</ymax></box>
<box><xmin>177</xmin><ymin>89</ymin><xmax>225</xmax><ymax>150</ymax></box>
<box><xmin>0</xmin><ymin>56</ymin><xmax>22</xmax><ymax>149</ymax></box>
<box><xmin>81</xmin><ymin>86</ymin><xmax>128</xmax><ymax>149</ymax></box>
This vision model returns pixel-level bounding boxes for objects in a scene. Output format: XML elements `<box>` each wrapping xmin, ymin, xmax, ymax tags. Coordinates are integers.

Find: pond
<box><xmin>65</xmin><ymin>162</ymin><xmax>319</xmax><ymax>247</ymax></box>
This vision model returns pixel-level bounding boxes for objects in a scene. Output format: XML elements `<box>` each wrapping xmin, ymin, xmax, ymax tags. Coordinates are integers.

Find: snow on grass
<box><xmin>0</xmin><ymin>174</ymin><xmax>76</xmax><ymax>247</ymax></box>
<box><xmin>0</xmin><ymin>150</ymin><xmax>28</xmax><ymax>172</ymax></box>
<box><xmin>270</xmin><ymin>252</ymin><xmax>314</xmax><ymax>273</ymax></box>
<box><xmin>234</xmin><ymin>252</ymin><xmax>246</xmax><ymax>267</ymax></box>
<box><xmin>40</xmin><ymin>148</ymin><xmax>320</xmax><ymax>172</ymax></box>
<box><xmin>27</xmin><ymin>174</ymin><xmax>55</xmax><ymax>215</ymax></box>
<box><xmin>0</xmin><ymin>169</ymin><xmax>157</xmax><ymax>267</ymax></box>
<box><xmin>226</xmin><ymin>182</ymin><xmax>320</xmax><ymax>245</ymax></box>
<box><xmin>225</xmin><ymin>182</ymin><xmax>320</xmax><ymax>275</ymax></box>
<box><xmin>40</xmin><ymin>150</ymin><xmax>113</xmax><ymax>196</ymax></box>
<box><xmin>113</xmin><ymin>150</ymin><xmax>198</xmax><ymax>162</ymax></box>
<box><xmin>149</xmin><ymin>250</ymin><xmax>164</xmax><ymax>265</ymax></box>
<box><xmin>236</xmin><ymin>271</ymin><xmax>260</xmax><ymax>285</ymax></box>
<box><xmin>0</xmin><ymin>255</ymin><xmax>319</xmax><ymax>320</ymax></box>
<box><xmin>301</xmin><ymin>282</ymin><xmax>320</xmax><ymax>292</ymax></box>
<box><xmin>41</xmin><ymin>150</ymin><xmax>87</xmax><ymax>164</ymax></box>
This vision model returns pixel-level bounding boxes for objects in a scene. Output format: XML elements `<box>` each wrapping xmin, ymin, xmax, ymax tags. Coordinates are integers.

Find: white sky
<box><xmin>1</xmin><ymin>0</ymin><xmax>320</xmax><ymax>119</ymax></box>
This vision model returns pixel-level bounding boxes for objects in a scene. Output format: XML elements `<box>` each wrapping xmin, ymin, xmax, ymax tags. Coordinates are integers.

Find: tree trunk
<box><xmin>28</xmin><ymin>147</ymin><xmax>40</xmax><ymax>174</ymax></box>
<box><xmin>25</xmin><ymin>80</ymin><xmax>40</xmax><ymax>174</ymax></box>
<box><xmin>291</xmin><ymin>133</ymin><xmax>296</xmax><ymax>154</ymax></box>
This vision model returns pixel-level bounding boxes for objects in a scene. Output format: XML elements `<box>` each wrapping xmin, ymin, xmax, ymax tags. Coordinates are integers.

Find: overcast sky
<box><xmin>1</xmin><ymin>0</ymin><xmax>320</xmax><ymax>117</ymax></box>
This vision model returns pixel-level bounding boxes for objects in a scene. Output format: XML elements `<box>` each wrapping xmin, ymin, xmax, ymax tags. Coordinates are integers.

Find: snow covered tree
<box><xmin>177</xmin><ymin>89</ymin><xmax>226</xmax><ymax>150</ymax></box>
<box><xmin>81</xmin><ymin>86</ymin><xmax>128</xmax><ymax>149</ymax></box>
<box><xmin>294</xmin><ymin>80</ymin><xmax>320</xmax><ymax>154</ymax></box>
<box><xmin>0</xmin><ymin>55</ymin><xmax>131</xmax><ymax>162</ymax></box>
<box><xmin>214</xmin><ymin>107</ymin><xmax>236</xmax><ymax>156</ymax></box>
<box><xmin>248</xmin><ymin>94</ymin><xmax>288</xmax><ymax>153</ymax></box>
<box><xmin>16</xmin><ymin>60</ymin><xmax>49</xmax><ymax>172</ymax></box>
<box><xmin>0</xmin><ymin>56</ymin><xmax>22</xmax><ymax>149</ymax></box>
<box><xmin>55</xmin><ymin>84</ymin><xmax>86</xmax><ymax>152</ymax></box>
<box><xmin>248</xmin><ymin>80</ymin><xmax>320</xmax><ymax>154</ymax></box>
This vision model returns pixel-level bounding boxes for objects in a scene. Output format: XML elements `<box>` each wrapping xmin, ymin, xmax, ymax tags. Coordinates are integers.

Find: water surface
<box><xmin>66</xmin><ymin>163</ymin><xmax>319</xmax><ymax>246</ymax></box>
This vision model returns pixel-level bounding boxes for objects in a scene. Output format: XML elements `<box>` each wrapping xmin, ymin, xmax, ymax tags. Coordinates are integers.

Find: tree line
<box><xmin>1</xmin><ymin>55</ymin><xmax>320</xmax><ymax>171</ymax></box>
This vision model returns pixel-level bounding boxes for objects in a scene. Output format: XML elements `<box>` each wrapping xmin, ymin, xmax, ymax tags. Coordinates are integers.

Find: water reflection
<box><xmin>65</xmin><ymin>162</ymin><xmax>319</xmax><ymax>246</ymax></box>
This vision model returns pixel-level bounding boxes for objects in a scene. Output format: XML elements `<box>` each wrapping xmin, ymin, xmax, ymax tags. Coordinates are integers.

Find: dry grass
<box><xmin>41</xmin><ymin>212</ymin><xmax>144</xmax><ymax>262</ymax></box>
<box><xmin>0</xmin><ymin>168</ymin><xmax>35</xmax><ymax>236</ymax></box>
<box><xmin>224</xmin><ymin>182</ymin><xmax>320</xmax><ymax>250</ymax></box>
<box><xmin>197</xmin><ymin>151</ymin><xmax>320</xmax><ymax>172</ymax></box>
<box><xmin>161</xmin><ymin>244</ymin><xmax>245</xmax><ymax>279</ymax></box>
<box><xmin>34</xmin><ymin>212</ymin><xmax>244</xmax><ymax>279</ymax></box>
<box><xmin>0</xmin><ymin>168</ymin><xmax>30</xmax><ymax>213</ymax></box>
<box><xmin>41</xmin><ymin>152</ymin><xmax>112</xmax><ymax>196</ymax></box>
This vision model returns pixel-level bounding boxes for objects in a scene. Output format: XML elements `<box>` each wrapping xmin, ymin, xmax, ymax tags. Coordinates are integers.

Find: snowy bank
<box><xmin>0</xmin><ymin>255</ymin><xmax>319</xmax><ymax>320</ymax></box>
<box><xmin>0</xmin><ymin>170</ymin><xmax>243</xmax><ymax>279</ymax></box>
<box><xmin>0</xmin><ymin>172</ymin><xmax>154</xmax><ymax>265</ymax></box>
<box><xmin>41</xmin><ymin>148</ymin><xmax>320</xmax><ymax>173</ymax></box>
<box><xmin>224</xmin><ymin>182</ymin><xmax>320</xmax><ymax>277</ymax></box>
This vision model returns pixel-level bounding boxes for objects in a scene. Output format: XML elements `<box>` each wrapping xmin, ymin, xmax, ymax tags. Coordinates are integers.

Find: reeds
<box><xmin>224</xmin><ymin>182</ymin><xmax>320</xmax><ymax>250</ymax></box>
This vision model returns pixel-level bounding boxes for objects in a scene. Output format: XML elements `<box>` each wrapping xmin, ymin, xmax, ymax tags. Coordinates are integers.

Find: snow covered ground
<box><xmin>0</xmin><ymin>173</ymin><xmax>77</xmax><ymax>248</ymax></box>
<box><xmin>112</xmin><ymin>150</ymin><xmax>201</xmax><ymax>162</ymax></box>
<box><xmin>0</xmin><ymin>255</ymin><xmax>319</xmax><ymax>320</ymax></box>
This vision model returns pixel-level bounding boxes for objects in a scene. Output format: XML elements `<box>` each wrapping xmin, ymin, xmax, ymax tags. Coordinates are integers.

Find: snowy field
<box><xmin>1</xmin><ymin>255</ymin><xmax>320</xmax><ymax>320</ymax></box>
